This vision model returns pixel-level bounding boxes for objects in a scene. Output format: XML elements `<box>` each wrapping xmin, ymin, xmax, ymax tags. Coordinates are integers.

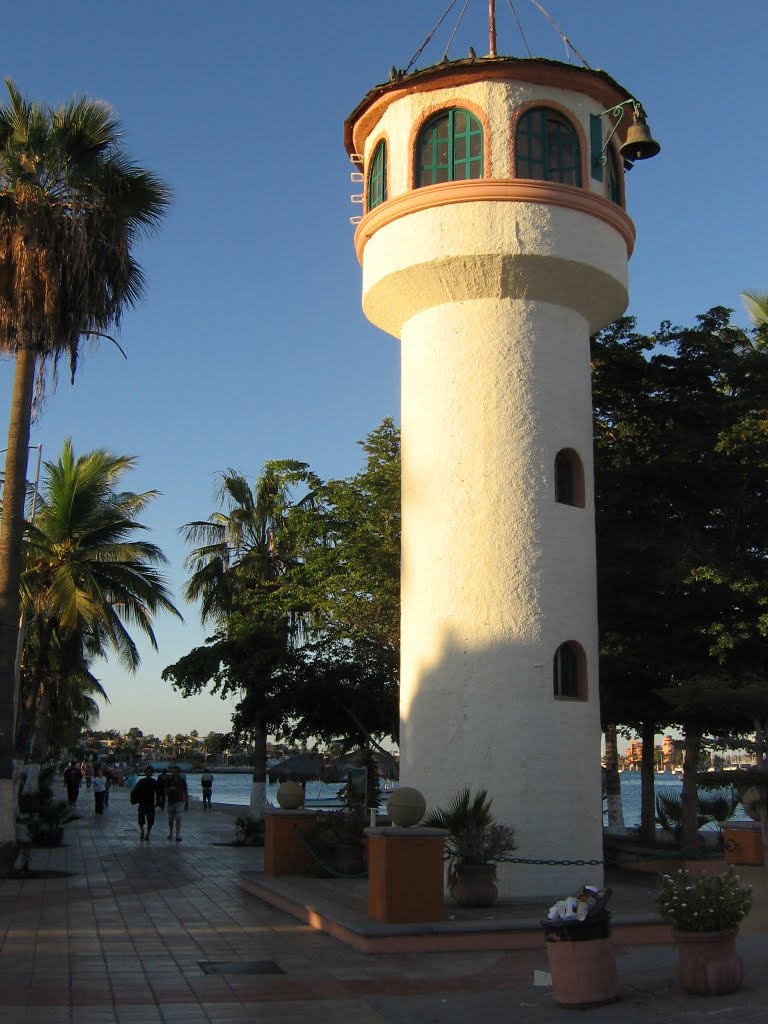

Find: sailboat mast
<box><xmin>488</xmin><ymin>0</ymin><xmax>497</xmax><ymax>57</ymax></box>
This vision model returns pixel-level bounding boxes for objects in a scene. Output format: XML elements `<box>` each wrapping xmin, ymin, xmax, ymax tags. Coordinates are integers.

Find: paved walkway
<box><xmin>1</xmin><ymin>783</ymin><xmax>766</xmax><ymax>1023</ymax></box>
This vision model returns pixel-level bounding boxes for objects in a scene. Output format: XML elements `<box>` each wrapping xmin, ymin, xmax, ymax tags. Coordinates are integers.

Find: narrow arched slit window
<box><xmin>416</xmin><ymin>108</ymin><xmax>483</xmax><ymax>187</ymax></box>
<box><xmin>553</xmin><ymin>642</ymin><xmax>586</xmax><ymax>700</ymax></box>
<box><xmin>516</xmin><ymin>107</ymin><xmax>582</xmax><ymax>186</ymax></box>
<box><xmin>554</xmin><ymin>449</ymin><xmax>585</xmax><ymax>507</ymax></box>
<box><xmin>368</xmin><ymin>140</ymin><xmax>387</xmax><ymax>211</ymax></box>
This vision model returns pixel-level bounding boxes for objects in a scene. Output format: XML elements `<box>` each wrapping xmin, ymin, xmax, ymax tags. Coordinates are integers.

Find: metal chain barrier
<box><xmin>498</xmin><ymin>856</ymin><xmax>603</xmax><ymax>866</ymax></box>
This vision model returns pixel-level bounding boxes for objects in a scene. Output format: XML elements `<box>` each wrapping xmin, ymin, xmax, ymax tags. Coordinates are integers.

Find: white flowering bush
<box><xmin>656</xmin><ymin>867</ymin><xmax>752</xmax><ymax>932</ymax></box>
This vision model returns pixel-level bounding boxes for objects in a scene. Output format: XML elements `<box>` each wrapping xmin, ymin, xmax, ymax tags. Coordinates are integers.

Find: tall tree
<box><xmin>164</xmin><ymin>461</ymin><xmax>319</xmax><ymax>819</ymax></box>
<box><xmin>284</xmin><ymin>419</ymin><xmax>400</xmax><ymax>752</ymax></box>
<box><xmin>0</xmin><ymin>80</ymin><xmax>170</xmax><ymax>847</ymax></box>
<box><xmin>593</xmin><ymin>308</ymin><xmax>768</xmax><ymax>845</ymax></box>
<box><xmin>18</xmin><ymin>441</ymin><xmax>181</xmax><ymax>782</ymax></box>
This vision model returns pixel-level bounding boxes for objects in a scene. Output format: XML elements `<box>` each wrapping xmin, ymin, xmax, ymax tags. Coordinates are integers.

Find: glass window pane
<box><xmin>416</xmin><ymin>109</ymin><xmax>483</xmax><ymax>188</ymax></box>
<box><xmin>518</xmin><ymin>108</ymin><xmax>581</xmax><ymax>185</ymax></box>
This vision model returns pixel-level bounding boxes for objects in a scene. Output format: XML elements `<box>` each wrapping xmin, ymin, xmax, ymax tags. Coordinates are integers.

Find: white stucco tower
<box><xmin>345</xmin><ymin>56</ymin><xmax>645</xmax><ymax>897</ymax></box>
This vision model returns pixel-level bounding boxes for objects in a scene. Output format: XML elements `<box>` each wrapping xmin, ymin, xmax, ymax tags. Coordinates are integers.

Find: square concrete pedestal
<box><xmin>264</xmin><ymin>808</ymin><xmax>319</xmax><ymax>876</ymax></box>
<box><xmin>365</xmin><ymin>826</ymin><xmax>447</xmax><ymax>923</ymax></box>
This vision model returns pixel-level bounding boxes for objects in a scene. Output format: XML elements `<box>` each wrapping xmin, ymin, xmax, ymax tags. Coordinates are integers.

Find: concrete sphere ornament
<box><xmin>276</xmin><ymin>780</ymin><xmax>304</xmax><ymax>810</ymax></box>
<box><xmin>387</xmin><ymin>787</ymin><xmax>426</xmax><ymax>827</ymax></box>
<box><xmin>741</xmin><ymin>787</ymin><xmax>762</xmax><ymax>821</ymax></box>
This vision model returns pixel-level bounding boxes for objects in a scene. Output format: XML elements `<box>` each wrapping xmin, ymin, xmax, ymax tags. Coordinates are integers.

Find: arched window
<box><xmin>554</xmin><ymin>449</ymin><xmax>585</xmax><ymax>508</ymax></box>
<box><xmin>606</xmin><ymin>145</ymin><xmax>622</xmax><ymax>206</ymax></box>
<box><xmin>553</xmin><ymin>642</ymin><xmax>586</xmax><ymax>700</ymax></box>
<box><xmin>516</xmin><ymin>108</ymin><xmax>582</xmax><ymax>186</ymax></box>
<box><xmin>368</xmin><ymin>141</ymin><xmax>387</xmax><ymax>211</ymax></box>
<box><xmin>417</xmin><ymin>108</ymin><xmax>483</xmax><ymax>187</ymax></box>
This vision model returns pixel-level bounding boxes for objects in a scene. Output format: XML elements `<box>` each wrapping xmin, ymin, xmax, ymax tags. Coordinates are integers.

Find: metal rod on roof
<box><xmin>489</xmin><ymin>0</ymin><xmax>497</xmax><ymax>56</ymax></box>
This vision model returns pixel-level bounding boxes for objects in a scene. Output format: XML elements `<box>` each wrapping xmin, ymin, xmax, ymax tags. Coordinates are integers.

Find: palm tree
<box><xmin>181</xmin><ymin>462</ymin><xmax>318</xmax><ymax>818</ymax></box>
<box><xmin>741</xmin><ymin>290</ymin><xmax>768</xmax><ymax>329</ymax></box>
<box><xmin>0</xmin><ymin>80</ymin><xmax>170</xmax><ymax>846</ymax></box>
<box><xmin>19</xmin><ymin>442</ymin><xmax>181</xmax><ymax>774</ymax></box>
<box><xmin>15</xmin><ymin>611</ymin><xmax>109</xmax><ymax>760</ymax></box>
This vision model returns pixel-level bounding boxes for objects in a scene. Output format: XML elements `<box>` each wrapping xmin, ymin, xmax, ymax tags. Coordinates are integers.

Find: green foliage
<box><xmin>233</xmin><ymin>816</ymin><xmax>264</xmax><ymax>846</ymax></box>
<box><xmin>593</xmin><ymin>308</ymin><xmax>768</xmax><ymax>843</ymax></box>
<box><xmin>654</xmin><ymin>787</ymin><xmax>739</xmax><ymax>841</ymax></box>
<box><xmin>165</xmin><ymin>421</ymin><xmax>401</xmax><ymax>756</ymax></box>
<box><xmin>423</xmin><ymin>787</ymin><xmax>518</xmax><ymax>872</ymax></box>
<box><xmin>0</xmin><ymin>79</ymin><xmax>170</xmax><ymax>834</ymax></box>
<box><xmin>656</xmin><ymin>868</ymin><xmax>752</xmax><ymax>932</ymax></box>
<box><xmin>17</xmin><ymin>441</ymin><xmax>182</xmax><ymax>760</ymax></box>
<box><xmin>26</xmin><ymin>800</ymin><xmax>75</xmax><ymax>846</ymax></box>
<box><xmin>303</xmin><ymin>806</ymin><xmax>368</xmax><ymax>876</ymax></box>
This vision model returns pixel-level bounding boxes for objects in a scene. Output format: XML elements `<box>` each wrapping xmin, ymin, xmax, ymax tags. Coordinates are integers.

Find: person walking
<box><xmin>93</xmin><ymin>766</ymin><xmax>107</xmax><ymax>815</ymax></box>
<box><xmin>64</xmin><ymin>762</ymin><xmax>81</xmax><ymax>806</ymax></box>
<box><xmin>166</xmin><ymin>766</ymin><xmax>189</xmax><ymax>842</ymax></box>
<box><xmin>155</xmin><ymin>768</ymin><xmax>169</xmax><ymax>810</ymax></box>
<box><xmin>200</xmin><ymin>769</ymin><xmax>214</xmax><ymax>809</ymax></box>
<box><xmin>130</xmin><ymin>765</ymin><xmax>159</xmax><ymax>840</ymax></box>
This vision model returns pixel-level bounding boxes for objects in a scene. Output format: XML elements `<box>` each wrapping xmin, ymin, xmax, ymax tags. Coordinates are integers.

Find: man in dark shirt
<box><xmin>63</xmin><ymin>762</ymin><xmax>81</xmax><ymax>806</ymax></box>
<box><xmin>131</xmin><ymin>765</ymin><xmax>159</xmax><ymax>841</ymax></box>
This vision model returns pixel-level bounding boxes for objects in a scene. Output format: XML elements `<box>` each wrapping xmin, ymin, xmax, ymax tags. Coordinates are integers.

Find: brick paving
<box><xmin>1</xmin><ymin>781</ymin><xmax>766</xmax><ymax>1022</ymax></box>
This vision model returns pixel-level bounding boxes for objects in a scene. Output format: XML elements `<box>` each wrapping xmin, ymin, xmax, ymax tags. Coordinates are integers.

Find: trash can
<box><xmin>543</xmin><ymin>912</ymin><xmax>618</xmax><ymax>1008</ymax></box>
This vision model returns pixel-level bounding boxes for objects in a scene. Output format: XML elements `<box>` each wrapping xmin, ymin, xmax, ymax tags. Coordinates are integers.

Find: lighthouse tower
<box><xmin>345</xmin><ymin>49</ymin><xmax>652</xmax><ymax>896</ymax></box>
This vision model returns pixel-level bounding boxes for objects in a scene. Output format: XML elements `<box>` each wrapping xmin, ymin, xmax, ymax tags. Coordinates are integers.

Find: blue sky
<box><xmin>1</xmin><ymin>1</ymin><xmax>766</xmax><ymax>739</ymax></box>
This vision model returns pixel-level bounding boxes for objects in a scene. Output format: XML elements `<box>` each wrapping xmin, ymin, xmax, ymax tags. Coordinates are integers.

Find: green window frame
<box><xmin>606</xmin><ymin>145</ymin><xmax>622</xmax><ymax>206</ymax></box>
<box><xmin>553</xmin><ymin>643</ymin><xmax>580</xmax><ymax>699</ymax></box>
<box><xmin>368</xmin><ymin>140</ymin><xmax>387</xmax><ymax>211</ymax></box>
<box><xmin>516</xmin><ymin>107</ymin><xmax>582</xmax><ymax>187</ymax></box>
<box><xmin>416</xmin><ymin>108</ymin><xmax>483</xmax><ymax>187</ymax></box>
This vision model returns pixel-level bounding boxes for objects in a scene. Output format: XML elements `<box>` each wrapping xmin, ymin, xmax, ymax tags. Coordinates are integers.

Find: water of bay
<box><xmin>192</xmin><ymin>768</ymin><xmax>743</xmax><ymax>828</ymax></box>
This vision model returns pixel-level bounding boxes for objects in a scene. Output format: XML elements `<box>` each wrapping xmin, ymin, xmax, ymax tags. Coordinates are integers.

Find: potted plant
<box><xmin>656</xmin><ymin>867</ymin><xmax>753</xmax><ymax>995</ymax></box>
<box><xmin>305</xmin><ymin>806</ymin><xmax>367</xmax><ymax>876</ymax></box>
<box><xmin>423</xmin><ymin>788</ymin><xmax>517</xmax><ymax>907</ymax></box>
<box><xmin>26</xmin><ymin>800</ymin><xmax>75</xmax><ymax>847</ymax></box>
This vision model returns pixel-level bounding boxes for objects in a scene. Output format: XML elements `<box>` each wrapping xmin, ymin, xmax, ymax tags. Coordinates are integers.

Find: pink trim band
<box><xmin>354</xmin><ymin>179</ymin><xmax>636</xmax><ymax>263</ymax></box>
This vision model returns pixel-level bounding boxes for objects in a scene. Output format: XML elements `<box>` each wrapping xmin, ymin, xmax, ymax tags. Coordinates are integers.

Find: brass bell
<box><xmin>619</xmin><ymin>110</ymin><xmax>661</xmax><ymax>162</ymax></box>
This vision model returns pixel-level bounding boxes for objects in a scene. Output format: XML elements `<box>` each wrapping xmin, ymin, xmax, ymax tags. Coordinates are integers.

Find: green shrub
<box><xmin>657</xmin><ymin>868</ymin><xmax>752</xmax><ymax>932</ymax></box>
<box><xmin>233</xmin><ymin>816</ymin><xmax>264</xmax><ymax>846</ymax></box>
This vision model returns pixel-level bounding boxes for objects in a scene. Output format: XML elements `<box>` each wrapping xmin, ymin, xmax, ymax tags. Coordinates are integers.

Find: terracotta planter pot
<box><xmin>673</xmin><ymin>928</ymin><xmax>744</xmax><ymax>995</ymax></box>
<box><xmin>545</xmin><ymin>936</ymin><xmax>618</xmax><ymax>1008</ymax></box>
<box><xmin>449</xmin><ymin>863</ymin><xmax>498</xmax><ymax>907</ymax></box>
<box><xmin>331</xmin><ymin>842</ymin><xmax>365</xmax><ymax>876</ymax></box>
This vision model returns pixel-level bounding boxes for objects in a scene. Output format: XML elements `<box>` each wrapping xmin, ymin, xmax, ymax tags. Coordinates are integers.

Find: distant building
<box><xmin>626</xmin><ymin>740</ymin><xmax>642</xmax><ymax>768</ymax></box>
